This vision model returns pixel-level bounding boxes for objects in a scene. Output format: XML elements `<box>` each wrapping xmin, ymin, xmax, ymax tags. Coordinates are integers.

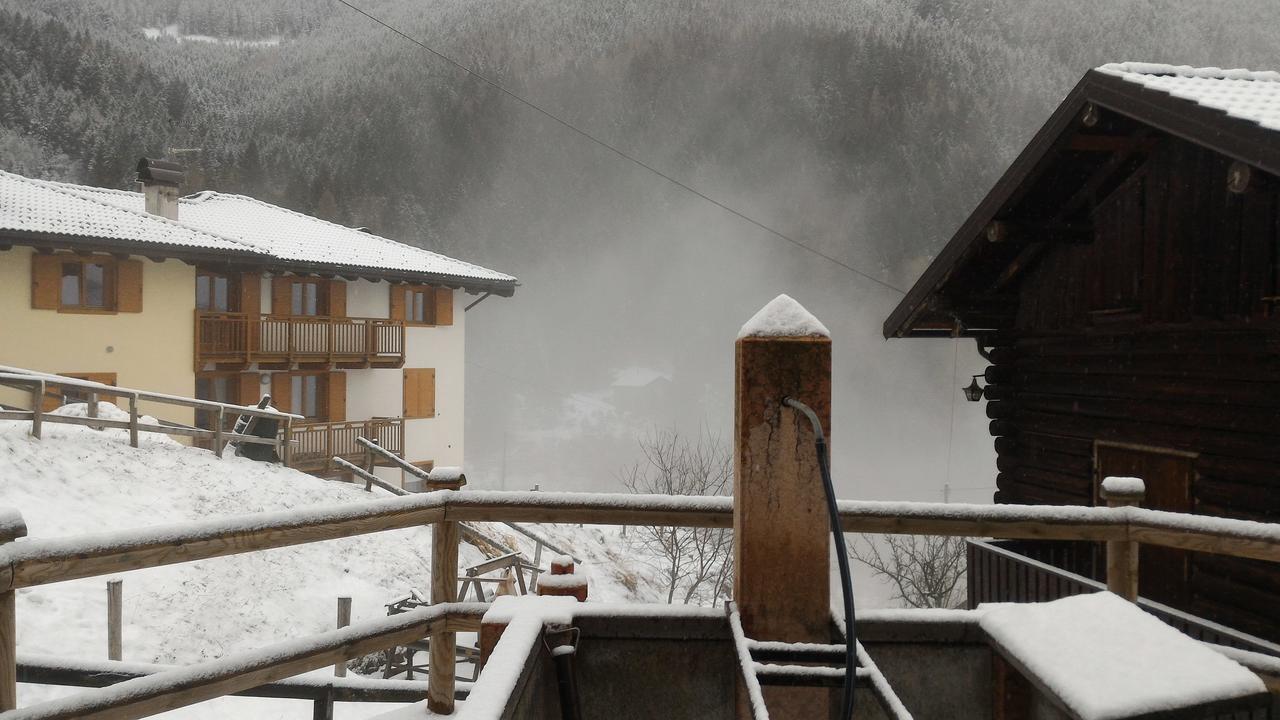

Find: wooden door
<box><xmin>1095</xmin><ymin>444</ymin><xmax>1194</xmax><ymax>607</ymax></box>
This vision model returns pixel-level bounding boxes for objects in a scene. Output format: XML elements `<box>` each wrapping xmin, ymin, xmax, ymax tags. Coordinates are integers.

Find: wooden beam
<box><xmin>0</xmin><ymin>605</ymin><xmax>476</xmax><ymax>720</ymax></box>
<box><xmin>428</xmin><ymin>517</ymin><xmax>460</xmax><ymax>713</ymax></box>
<box><xmin>107</xmin><ymin>580</ymin><xmax>122</xmax><ymax>661</ymax></box>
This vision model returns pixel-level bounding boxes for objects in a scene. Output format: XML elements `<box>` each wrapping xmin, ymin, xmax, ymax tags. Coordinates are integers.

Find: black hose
<box><xmin>783</xmin><ymin>396</ymin><xmax>856</xmax><ymax>720</ymax></box>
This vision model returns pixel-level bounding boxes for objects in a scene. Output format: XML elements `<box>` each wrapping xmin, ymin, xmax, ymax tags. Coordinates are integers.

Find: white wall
<box><xmin>334</xmin><ymin>279</ymin><xmax>467</xmax><ymax>482</ymax></box>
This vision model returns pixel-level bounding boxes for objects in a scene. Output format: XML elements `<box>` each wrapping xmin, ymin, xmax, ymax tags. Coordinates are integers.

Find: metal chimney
<box><xmin>135</xmin><ymin>157</ymin><xmax>185</xmax><ymax>220</ymax></box>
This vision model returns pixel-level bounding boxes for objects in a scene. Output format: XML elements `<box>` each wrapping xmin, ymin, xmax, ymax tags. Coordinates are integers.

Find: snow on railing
<box><xmin>0</xmin><ymin>366</ymin><xmax>302</xmax><ymax>463</ymax></box>
<box><xmin>0</xmin><ymin>491</ymin><xmax>1279</xmax><ymax>717</ymax></box>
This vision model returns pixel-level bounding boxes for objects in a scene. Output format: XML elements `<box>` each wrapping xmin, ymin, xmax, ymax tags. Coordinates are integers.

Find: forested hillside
<box><xmin>3</xmin><ymin>0</ymin><xmax>1277</xmax><ymax>492</ymax></box>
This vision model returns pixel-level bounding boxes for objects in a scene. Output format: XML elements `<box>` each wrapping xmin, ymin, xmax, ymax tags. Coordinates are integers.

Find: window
<box><xmin>291</xmin><ymin>374</ymin><xmax>321</xmax><ymax>419</ymax></box>
<box><xmin>291</xmin><ymin>280</ymin><xmax>326</xmax><ymax>316</ymax></box>
<box><xmin>61</xmin><ymin>259</ymin><xmax>114</xmax><ymax>310</ymax></box>
<box><xmin>389</xmin><ymin>284</ymin><xmax>453</xmax><ymax>326</ymax></box>
<box><xmin>271</xmin><ymin>371</ymin><xmax>341</xmax><ymax>422</ymax></box>
<box><xmin>42</xmin><ymin>372</ymin><xmax>117</xmax><ymax>411</ymax></box>
<box><xmin>405</xmin><ymin>287</ymin><xmax>436</xmax><ymax>324</ymax></box>
<box><xmin>196</xmin><ymin>271</ymin><xmax>240</xmax><ymax>312</ymax></box>
<box><xmin>32</xmin><ymin>253</ymin><xmax>142</xmax><ymax>313</ymax></box>
<box><xmin>404</xmin><ymin>368</ymin><xmax>436</xmax><ymax>418</ymax></box>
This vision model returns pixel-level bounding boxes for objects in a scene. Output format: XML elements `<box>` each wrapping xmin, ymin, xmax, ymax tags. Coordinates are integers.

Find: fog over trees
<box><xmin>2</xmin><ymin>0</ymin><xmax>1277</xmax><ymax>504</ymax></box>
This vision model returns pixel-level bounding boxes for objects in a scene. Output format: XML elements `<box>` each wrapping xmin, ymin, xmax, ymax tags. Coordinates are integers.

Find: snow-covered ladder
<box><xmin>727</xmin><ymin>603</ymin><xmax>912</xmax><ymax>720</ymax></box>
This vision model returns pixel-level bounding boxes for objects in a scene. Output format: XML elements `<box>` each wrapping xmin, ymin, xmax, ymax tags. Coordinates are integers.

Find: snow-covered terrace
<box><xmin>0</xmin><ymin>296</ymin><xmax>1277</xmax><ymax>719</ymax></box>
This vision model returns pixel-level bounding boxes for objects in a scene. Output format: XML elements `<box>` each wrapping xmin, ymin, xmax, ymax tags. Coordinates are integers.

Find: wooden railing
<box><xmin>195</xmin><ymin>312</ymin><xmax>405</xmax><ymax>368</ymax></box>
<box><xmin>0</xmin><ymin>368</ymin><xmax>300</xmax><ymax>463</ymax></box>
<box><xmin>1</xmin><ymin>491</ymin><xmax>1279</xmax><ymax>718</ymax></box>
<box><xmin>288</xmin><ymin>418</ymin><xmax>404</xmax><ymax>475</ymax></box>
<box><xmin>967</xmin><ymin>539</ymin><xmax>1280</xmax><ymax>658</ymax></box>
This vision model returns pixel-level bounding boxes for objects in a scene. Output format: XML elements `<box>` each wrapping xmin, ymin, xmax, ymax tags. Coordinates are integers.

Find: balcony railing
<box><xmin>287</xmin><ymin>417</ymin><xmax>405</xmax><ymax>475</ymax></box>
<box><xmin>967</xmin><ymin>539</ymin><xmax>1280</xmax><ymax>658</ymax></box>
<box><xmin>196</xmin><ymin>312</ymin><xmax>405</xmax><ymax>368</ymax></box>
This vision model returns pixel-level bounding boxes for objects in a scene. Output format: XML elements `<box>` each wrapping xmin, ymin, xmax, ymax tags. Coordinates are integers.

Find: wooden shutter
<box><xmin>239</xmin><ymin>272</ymin><xmax>261</xmax><ymax>315</ymax></box>
<box><xmin>327</xmin><ymin>280</ymin><xmax>346</xmax><ymax>318</ymax></box>
<box><xmin>389</xmin><ymin>284</ymin><xmax>406</xmax><ymax>321</ymax></box>
<box><xmin>435</xmin><ymin>287</ymin><xmax>453</xmax><ymax>326</ymax></box>
<box><xmin>117</xmin><ymin>259</ymin><xmax>143</xmax><ymax>312</ymax></box>
<box><xmin>327</xmin><ymin>371</ymin><xmax>346</xmax><ymax>422</ymax></box>
<box><xmin>237</xmin><ymin>373</ymin><xmax>262</xmax><ymax>406</ymax></box>
<box><xmin>404</xmin><ymin>368</ymin><xmax>435</xmax><ymax>418</ymax></box>
<box><xmin>271</xmin><ymin>277</ymin><xmax>292</xmax><ymax>316</ymax></box>
<box><xmin>31</xmin><ymin>253</ymin><xmax>61</xmax><ymax>309</ymax></box>
<box><xmin>271</xmin><ymin>373</ymin><xmax>291</xmax><ymax>413</ymax></box>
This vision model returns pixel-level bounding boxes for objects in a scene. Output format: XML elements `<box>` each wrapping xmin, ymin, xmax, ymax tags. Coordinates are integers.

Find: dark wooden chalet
<box><xmin>884</xmin><ymin>63</ymin><xmax>1280</xmax><ymax>644</ymax></box>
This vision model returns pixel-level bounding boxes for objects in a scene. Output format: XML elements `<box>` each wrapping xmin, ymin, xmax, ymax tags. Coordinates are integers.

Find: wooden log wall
<box><xmin>987</xmin><ymin>134</ymin><xmax>1280</xmax><ymax>642</ymax></box>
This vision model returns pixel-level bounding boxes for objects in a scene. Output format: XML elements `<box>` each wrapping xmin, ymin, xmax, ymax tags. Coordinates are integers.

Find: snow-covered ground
<box><xmin>0</xmin><ymin>403</ymin><xmax>686</xmax><ymax>717</ymax></box>
<box><xmin>0</xmin><ymin>402</ymin><xmax>900</xmax><ymax>717</ymax></box>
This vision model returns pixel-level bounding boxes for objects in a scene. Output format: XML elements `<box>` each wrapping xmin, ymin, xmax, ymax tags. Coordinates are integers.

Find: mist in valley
<box><xmin>3</xmin><ymin>0</ymin><xmax>1279</xmax><ymax>606</ymax></box>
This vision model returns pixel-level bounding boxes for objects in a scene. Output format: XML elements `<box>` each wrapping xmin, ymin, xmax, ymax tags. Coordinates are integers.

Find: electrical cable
<box><xmin>782</xmin><ymin>396</ymin><xmax>855</xmax><ymax>720</ymax></box>
<box><xmin>332</xmin><ymin>0</ymin><xmax>908</xmax><ymax>297</ymax></box>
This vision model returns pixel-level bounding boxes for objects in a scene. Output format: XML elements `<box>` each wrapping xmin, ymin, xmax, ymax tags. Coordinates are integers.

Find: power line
<box><xmin>332</xmin><ymin>0</ymin><xmax>908</xmax><ymax>297</ymax></box>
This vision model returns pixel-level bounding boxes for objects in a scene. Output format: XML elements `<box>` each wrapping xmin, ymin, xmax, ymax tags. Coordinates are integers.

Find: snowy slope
<box><xmin>0</xmin><ymin>403</ymin><xmax>493</xmax><ymax>718</ymax></box>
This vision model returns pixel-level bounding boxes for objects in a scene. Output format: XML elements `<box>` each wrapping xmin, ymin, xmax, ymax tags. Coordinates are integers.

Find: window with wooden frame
<box><xmin>196</xmin><ymin>271</ymin><xmax>241</xmax><ymax>312</ymax></box>
<box><xmin>31</xmin><ymin>253</ymin><xmax>143</xmax><ymax>313</ymax></box>
<box><xmin>389</xmin><ymin>284</ymin><xmax>453</xmax><ymax>326</ymax></box>
<box><xmin>195</xmin><ymin>372</ymin><xmax>262</xmax><ymax>432</ymax></box>
<box><xmin>41</xmin><ymin>372</ymin><xmax>117</xmax><ymax>412</ymax></box>
<box><xmin>403</xmin><ymin>368</ymin><xmax>436</xmax><ymax>418</ymax></box>
<box><xmin>270</xmin><ymin>277</ymin><xmax>345</xmax><ymax>317</ymax></box>
<box><xmin>271</xmin><ymin>371</ymin><xmax>345</xmax><ymax>422</ymax></box>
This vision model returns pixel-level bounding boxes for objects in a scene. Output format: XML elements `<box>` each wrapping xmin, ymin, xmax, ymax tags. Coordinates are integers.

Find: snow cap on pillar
<box><xmin>737</xmin><ymin>294</ymin><xmax>830</xmax><ymax>340</ymax></box>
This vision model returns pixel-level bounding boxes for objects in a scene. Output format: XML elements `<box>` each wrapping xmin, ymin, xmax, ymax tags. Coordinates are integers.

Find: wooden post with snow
<box><xmin>334</xmin><ymin>596</ymin><xmax>352</xmax><ymax>677</ymax></box>
<box><xmin>107</xmin><ymin>579</ymin><xmax>123</xmax><ymax>661</ymax></box>
<box><xmin>427</xmin><ymin>473</ymin><xmax>461</xmax><ymax>714</ymax></box>
<box><xmin>0</xmin><ymin>509</ymin><xmax>28</xmax><ymax>711</ymax></box>
<box><xmin>1102</xmin><ymin>476</ymin><xmax>1144</xmax><ymax>602</ymax></box>
<box><xmin>734</xmin><ymin>295</ymin><xmax>833</xmax><ymax>718</ymax></box>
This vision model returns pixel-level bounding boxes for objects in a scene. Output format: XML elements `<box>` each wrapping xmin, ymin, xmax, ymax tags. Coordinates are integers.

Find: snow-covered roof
<box><xmin>0</xmin><ymin>170</ymin><xmax>252</xmax><ymax>253</ymax></box>
<box><xmin>981</xmin><ymin>592</ymin><xmax>1267</xmax><ymax>720</ymax></box>
<box><xmin>1096</xmin><ymin>62</ymin><xmax>1280</xmax><ymax>132</ymax></box>
<box><xmin>1</xmin><ymin>170</ymin><xmax>517</xmax><ymax>290</ymax></box>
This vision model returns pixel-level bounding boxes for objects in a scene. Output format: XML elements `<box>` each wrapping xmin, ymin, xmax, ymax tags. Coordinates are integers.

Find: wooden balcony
<box><xmin>195</xmin><ymin>312</ymin><xmax>405</xmax><ymax>370</ymax></box>
<box><xmin>287</xmin><ymin>417</ymin><xmax>405</xmax><ymax>476</ymax></box>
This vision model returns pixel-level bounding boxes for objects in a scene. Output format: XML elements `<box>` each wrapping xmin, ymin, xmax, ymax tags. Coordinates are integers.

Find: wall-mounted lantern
<box><xmin>963</xmin><ymin>375</ymin><xmax>985</xmax><ymax>402</ymax></box>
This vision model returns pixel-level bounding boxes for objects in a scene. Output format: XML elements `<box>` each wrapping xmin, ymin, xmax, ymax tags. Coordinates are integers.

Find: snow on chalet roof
<box><xmin>1095</xmin><ymin>62</ymin><xmax>1280</xmax><ymax>132</ymax></box>
<box><xmin>0</xmin><ymin>170</ymin><xmax>251</xmax><ymax>253</ymax></box>
<box><xmin>2</xmin><ymin>171</ymin><xmax>516</xmax><ymax>287</ymax></box>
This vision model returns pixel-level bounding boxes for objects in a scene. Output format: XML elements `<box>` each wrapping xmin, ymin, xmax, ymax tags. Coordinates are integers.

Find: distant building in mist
<box><xmin>0</xmin><ymin>158</ymin><xmax>517</xmax><ymax>486</ymax></box>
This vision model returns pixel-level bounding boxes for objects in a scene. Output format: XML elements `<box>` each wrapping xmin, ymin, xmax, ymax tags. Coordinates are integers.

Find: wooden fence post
<box><xmin>128</xmin><ymin>394</ymin><xmax>140</xmax><ymax>448</ymax></box>
<box><xmin>281</xmin><ymin>417</ymin><xmax>293</xmax><ymax>467</ymax></box>
<box><xmin>1</xmin><ymin>509</ymin><xmax>28</xmax><ymax>711</ymax></box>
<box><xmin>30</xmin><ymin>380</ymin><xmax>44</xmax><ymax>439</ymax></box>
<box><xmin>1102</xmin><ymin>476</ymin><xmax>1145</xmax><ymax>602</ymax></box>
<box><xmin>214</xmin><ymin>406</ymin><xmax>225</xmax><ymax>459</ymax></box>
<box><xmin>734</xmin><ymin>295</ymin><xmax>832</xmax><ymax>719</ymax></box>
<box><xmin>428</xmin><ymin>481</ymin><xmax>461</xmax><ymax>714</ymax></box>
<box><xmin>334</xmin><ymin>597</ymin><xmax>352</xmax><ymax>677</ymax></box>
<box><xmin>87</xmin><ymin>392</ymin><xmax>100</xmax><ymax>430</ymax></box>
<box><xmin>107</xmin><ymin>579</ymin><xmax>123</xmax><ymax>661</ymax></box>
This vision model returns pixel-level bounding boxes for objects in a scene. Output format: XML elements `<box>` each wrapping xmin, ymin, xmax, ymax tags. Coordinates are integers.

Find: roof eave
<box><xmin>883</xmin><ymin>67</ymin><xmax>1280</xmax><ymax>340</ymax></box>
<box><xmin>882</xmin><ymin>73</ymin><xmax>1097</xmax><ymax>339</ymax></box>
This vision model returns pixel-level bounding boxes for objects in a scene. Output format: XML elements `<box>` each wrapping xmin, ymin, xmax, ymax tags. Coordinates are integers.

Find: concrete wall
<box><xmin>0</xmin><ymin>246</ymin><xmax>196</xmax><ymax>426</ymax></box>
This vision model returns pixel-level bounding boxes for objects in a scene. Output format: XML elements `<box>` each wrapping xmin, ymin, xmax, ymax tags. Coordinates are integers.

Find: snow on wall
<box><xmin>980</xmin><ymin>592</ymin><xmax>1266</xmax><ymax>720</ymax></box>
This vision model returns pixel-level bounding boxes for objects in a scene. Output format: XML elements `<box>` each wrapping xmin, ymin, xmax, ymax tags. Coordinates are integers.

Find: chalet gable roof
<box><xmin>884</xmin><ymin>62</ymin><xmax>1280</xmax><ymax>339</ymax></box>
<box><xmin>0</xmin><ymin>170</ymin><xmax>517</xmax><ymax>295</ymax></box>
